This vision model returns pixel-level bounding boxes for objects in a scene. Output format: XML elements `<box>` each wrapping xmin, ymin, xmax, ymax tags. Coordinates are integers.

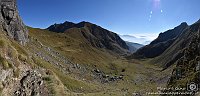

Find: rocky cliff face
<box><xmin>0</xmin><ymin>1</ymin><xmax>48</xmax><ymax>96</ymax></box>
<box><xmin>0</xmin><ymin>0</ymin><xmax>28</xmax><ymax>45</ymax></box>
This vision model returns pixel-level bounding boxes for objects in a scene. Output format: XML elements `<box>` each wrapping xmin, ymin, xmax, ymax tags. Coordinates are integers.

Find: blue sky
<box><xmin>18</xmin><ymin>0</ymin><xmax>200</xmax><ymax>43</ymax></box>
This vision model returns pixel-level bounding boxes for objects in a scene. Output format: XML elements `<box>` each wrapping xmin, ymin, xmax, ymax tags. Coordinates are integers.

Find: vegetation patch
<box><xmin>43</xmin><ymin>76</ymin><xmax>52</xmax><ymax>82</ymax></box>
<box><xmin>0</xmin><ymin>56</ymin><xmax>9</xmax><ymax>69</ymax></box>
<box><xmin>18</xmin><ymin>54</ymin><xmax>27</xmax><ymax>62</ymax></box>
<box><xmin>13</xmin><ymin>68</ymin><xmax>20</xmax><ymax>78</ymax></box>
<box><xmin>0</xmin><ymin>39</ymin><xmax>7</xmax><ymax>48</ymax></box>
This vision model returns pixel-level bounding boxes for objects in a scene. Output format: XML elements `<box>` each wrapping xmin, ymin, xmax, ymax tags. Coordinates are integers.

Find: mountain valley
<box><xmin>0</xmin><ymin>0</ymin><xmax>200</xmax><ymax>96</ymax></box>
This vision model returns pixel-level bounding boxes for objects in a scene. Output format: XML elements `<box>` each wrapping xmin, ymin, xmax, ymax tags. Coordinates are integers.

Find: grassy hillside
<box><xmin>29</xmin><ymin>27</ymin><xmax>127</xmax><ymax>71</ymax></box>
<box><xmin>26</xmin><ymin>27</ymin><xmax>173</xmax><ymax>95</ymax></box>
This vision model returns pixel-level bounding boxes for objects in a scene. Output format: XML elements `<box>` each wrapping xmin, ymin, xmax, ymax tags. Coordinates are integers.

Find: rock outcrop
<box><xmin>0</xmin><ymin>0</ymin><xmax>28</xmax><ymax>45</ymax></box>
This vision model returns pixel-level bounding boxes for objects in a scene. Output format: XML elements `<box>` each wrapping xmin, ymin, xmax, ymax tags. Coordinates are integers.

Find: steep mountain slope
<box><xmin>128</xmin><ymin>20</ymin><xmax>200</xmax><ymax>95</ymax></box>
<box><xmin>166</xmin><ymin>22</ymin><xmax>200</xmax><ymax>95</ymax></box>
<box><xmin>0</xmin><ymin>0</ymin><xmax>50</xmax><ymax>95</ymax></box>
<box><xmin>151</xmin><ymin>21</ymin><xmax>200</xmax><ymax>69</ymax></box>
<box><xmin>130</xmin><ymin>22</ymin><xmax>188</xmax><ymax>58</ymax></box>
<box><xmin>129</xmin><ymin>20</ymin><xmax>200</xmax><ymax>69</ymax></box>
<box><xmin>47</xmin><ymin>21</ymin><xmax>129</xmax><ymax>54</ymax></box>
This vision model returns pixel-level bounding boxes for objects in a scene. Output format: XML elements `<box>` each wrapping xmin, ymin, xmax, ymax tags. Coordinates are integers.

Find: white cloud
<box><xmin>120</xmin><ymin>33</ymin><xmax>159</xmax><ymax>45</ymax></box>
<box><xmin>132</xmin><ymin>33</ymin><xmax>159</xmax><ymax>40</ymax></box>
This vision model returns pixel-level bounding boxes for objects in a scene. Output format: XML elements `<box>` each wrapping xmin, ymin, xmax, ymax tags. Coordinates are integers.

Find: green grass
<box><xmin>0</xmin><ymin>35</ymin><xmax>23</xmax><ymax>69</ymax></box>
<box><xmin>43</xmin><ymin>76</ymin><xmax>52</xmax><ymax>82</ymax></box>
<box><xmin>0</xmin><ymin>88</ymin><xmax>2</xmax><ymax>96</ymax></box>
<box><xmin>18</xmin><ymin>54</ymin><xmax>27</xmax><ymax>62</ymax></box>
<box><xmin>0</xmin><ymin>56</ymin><xmax>9</xmax><ymax>69</ymax></box>
<box><xmin>42</xmin><ymin>76</ymin><xmax>57</xmax><ymax>95</ymax></box>
<box><xmin>13</xmin><ymin>68</ymin><xmax>20</xmax><ymax>78</ymax></box>
<box><xmin>0</xmin><ymin>39</ymin><xmax>7</xmax><ymax>48</ymax></box>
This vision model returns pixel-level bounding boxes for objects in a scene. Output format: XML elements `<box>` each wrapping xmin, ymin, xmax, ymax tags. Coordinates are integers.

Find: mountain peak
<box><xmin>47</xmin><ymin>21</ymin><xmax>95</xmax><ymax>32</ymax></box>
<box><xmin>63</xmin><ymin>21</ymin><xmax>75</xmax><ymax>25</ymax></box>
<box><xmin>78</xmin><ymin>21</ymin><xmax>90</xmax><ymax>24</ymax></box>
<box><xmin>180</xmin><ymin>22</ymin><xmax>188</xmax><ymax>26</ymax></box>
<box><xmin>178</xmin><ymin>22</ymin><xmax>188</xmax><ymax>28</ymax></box>
<box><xmin>76</xmin><ymin>21</ymin><xmax>94</xmax><ymax>27</ymax></box>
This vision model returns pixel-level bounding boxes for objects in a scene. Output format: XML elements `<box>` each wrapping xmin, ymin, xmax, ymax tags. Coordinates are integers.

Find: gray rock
<box><xmin>16</xmin><ymin>70</ymin><xmax>44</xmax><ymax>96</ymax></box>
<box><xmin>0</xmin><ymin>0</ymin><xmax>28</xmax><ymax>45</ymax></box>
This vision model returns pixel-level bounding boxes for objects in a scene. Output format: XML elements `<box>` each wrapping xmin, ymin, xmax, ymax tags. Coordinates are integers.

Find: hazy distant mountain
<box><xmin>120</xmin><ymin>35</ymin><xmax>151</xmax><ymax>45</ymax></box>
<box><xmin>126</xmin><ymin>41</ymin><xmax>143</xmax><ymax>49</ymax></box>
<box><xmin>125</xmin><ymin>41</ymin><xmax>144</xmax><ymax>53</ymax></box>
<box><xmin>47</xmin><ymin>21</ymin><xmax>130</xmax><ymax>54</ymax></box>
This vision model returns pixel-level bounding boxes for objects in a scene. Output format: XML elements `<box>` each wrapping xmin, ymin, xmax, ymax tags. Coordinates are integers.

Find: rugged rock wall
<box><xmin>0</xmin><ymin>0</ymin><xmax>28</xmax><ymax>45</ymax></box>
